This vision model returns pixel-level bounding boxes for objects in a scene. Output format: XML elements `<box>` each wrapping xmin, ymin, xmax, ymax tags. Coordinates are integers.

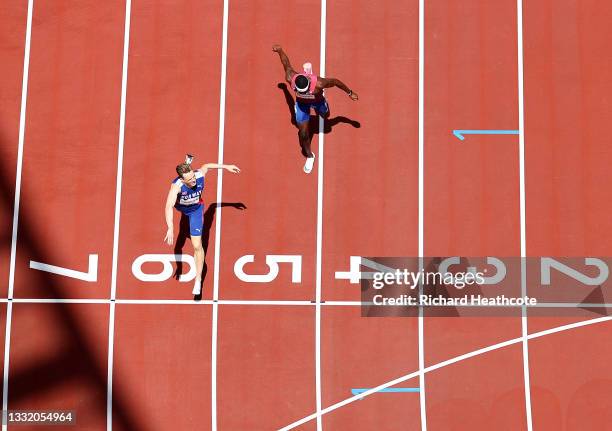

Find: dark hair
<box><xmin>176</xmin><ymin>162</ymin><xmax>192</xmax><ymax>177</ymax></box>
<box><xmin>295</xmin><ymin>74</ymin><xmax>309</xmax><ymax>91</ymax></box>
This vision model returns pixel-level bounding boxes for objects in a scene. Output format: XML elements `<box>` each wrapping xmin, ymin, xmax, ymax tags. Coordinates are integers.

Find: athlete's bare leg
<box><xmin>298</xmin><ymin>122</ymin><xmax>313</xmax><ymax>157</ymax></box>
<box><xmin>191</xmin><ymin>234</ymin><xmax>205</xmax><ymax>294</ymax></box>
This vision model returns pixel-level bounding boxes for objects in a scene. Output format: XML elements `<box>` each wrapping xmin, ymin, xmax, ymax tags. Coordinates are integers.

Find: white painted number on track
<box><xmin>234</xmin><ymin>255</ymin><xmax>302</xmax><ymax>283</ymax></box>
<box><xmin>30</xmin><ymin>254</ymin><xmax>99</xmax><ymax>282</ymax></box>
<box><xmin>132</xmin><ymin>254</ymin><xmax>196</xmax><ymax>282</ymax></box>
<box><xmin>335</xmin><ymin>256</ymin><xmax>362</xmax><ymax>284</ymax></box>
<box><xmin>335</xmin><ymin>256</ymin><xmax>397</xmax><ymax>284</ymax></box>
<box><xmin>541</xmin><ymin>258</ymin><xmax>609</xmax><ymax>286</ymax></box>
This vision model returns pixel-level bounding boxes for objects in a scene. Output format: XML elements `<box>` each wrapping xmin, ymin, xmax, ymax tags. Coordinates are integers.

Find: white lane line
<box><xmin>417</xmin><ymin>0</ymin><xmax>427</xmax><ymax>429</ymax></box>
<box><xmin>1</xmin><ymin>303</ymin><xmax>13</xmax><ymax>431</ymax></box>
<box><xmin>106</xmin><ymin>302</ymin><xmax>116</xmax><ymax>431</ymax></box>
<box><xmin>15</xmin><ymin>298</ymin><xmax>109</xmax><ymax>304</ymax></box>
<box><xmin>315</xmin><ymin>0</ymin><xmax>327</xmax><ymax>429</ymax></box>
<box><xmin>3</xmin><ymin>0</ymin><xmax>34</xmax><ymax>428</ymax></box>
<box><xmin>6</xmin><ymin>4</ymin><xmax>33</xmax><ymax>300</ymax></box>
<box><xmin>3</xmin><ymin>297</ymin><xmax>611</xmax><ymax>309</ymax></box>
<box><xmin>108</xmin><ymin>0</ymin><xmax>132</xmax><ymax>429</ymax></box>
<box><xmin>516</xmin><ymin>0</ymin><xmax>533</xmax><ymax>429</ymax></box>
<box><xmin>278</xmin><ymin>314</ymin><xmax>612</xmax><ymax>430</ymax></box>
<box><xmin>211</xmin><ymin>0</ymin><xmax>230</xmax><ymax>428</ymax></box>
<box><xmin>0</xmin><ymin>298</ymin><xmax>328</xmax><ymax>306</ymax></box>
<box><xmin>5</xmin><ymin>298</ymin><xmax>611</xmax><ymax>308</ymax></box>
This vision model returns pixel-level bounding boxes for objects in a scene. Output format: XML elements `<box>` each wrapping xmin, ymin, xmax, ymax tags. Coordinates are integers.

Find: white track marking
<box><xmin>14</xmin><ymin>298</ymin><xmax>109</xmax><ymax>304</ymax></box>
<box><xmin>1</xmin><ymin>298</ymin><xmax>609</xmax><ymax>309</ymax></box>
<box><xmin>315</xmin><ymin>1</ymin><xmax>327</xmax><ymax>429</ymax></box>
<box><xmin>3</xmin><ymin>298</ymin><xmax>610</xmax><ymax>308</ymax></box>
<box><xmin>7</xmin><ymin>0</ymin><xmax>33</xmax><ymax>301</ymax></box>
<box><xmin>516</xmin><ymin>0</ymin><xmax>533</xmax><ymax>429</ymax></box>
<box><xmin>211</xmin><ymin>0</ymin><xmax>229</xmax><ymax>429</ymax></box>
<box><xmin>3</xmin><ymin>1</ymin><xmax>34</xmax><ymax>429</ymax></box>
<box><xmin>278</xmin><ymin>314</ymin><xmax>612</xmax><ymax>430</ymax></box>
<box><xmin>417</xmin><ymin>0</ymin><xmax>427</xmax><ymax>429</ymax></box>
<box><xmin>30</xmin><ymin>254</ymin><xmax>98</xmax><ymax>282</ymax></box>
<box><xmin>211</xmin><ymin>298</ymin><xmax>219</xmax><ymax>430</ymax></box>
<box><xmin>1</xmin><ymin>303</ymin><xmax>13</xmax><ymax>431</ymax></box>
<box><xmin>106</xmin><ymin>303</ymin><xmax>116</xmax><ymax>430</ymax></box>
<box><xmin>107</xmin><ymin>0</ymin><xmax>132</xmax><ymax>429</ymax></box>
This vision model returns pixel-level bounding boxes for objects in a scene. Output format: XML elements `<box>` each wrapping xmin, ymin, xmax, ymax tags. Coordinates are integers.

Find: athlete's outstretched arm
<box><xmin>319</xmin><ymin>77</ymin><xmax>359</xmax><ymax>101</ymax></box>
<box><xmin>198</xmin><ymin>163</ymin><xmax>241</xmax><ymax>176</ymax></box>
<box><xmin>272</xmin><ymin>44</ymin><xmax>296</xmax><ymax>82</ymax></box>
<box><xmin>164</xmin><ymin>183</ymin><xmax>181</xmax><ymax>245</ymax></box>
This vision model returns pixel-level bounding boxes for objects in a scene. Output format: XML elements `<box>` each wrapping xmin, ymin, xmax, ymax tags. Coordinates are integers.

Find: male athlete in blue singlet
<box><xmin>164</xmin><ymin>156</ymin><xmax>240</xmax><ymax>295</ymax></box>
<box><xmin>272</xmin><ymin>44</ymin><xmax>359</xmax><ymax>173</ymax></box>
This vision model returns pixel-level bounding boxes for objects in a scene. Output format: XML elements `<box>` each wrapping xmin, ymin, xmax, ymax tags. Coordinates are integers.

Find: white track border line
<box><xmin>278</xmin><ymin>314</ymin><xmax>612</xmax><ymax>430</ymax></box>
<box><xmin>417</xmin><ymin>0</ymin><xmax>427</xmax><ymax>429</ymax></box>
<box><xmin>4</xmin><ymin>298</ymin><xmax>611</xmax><ymax>308</ymax></box>
<box><xmin>315</xmin><ymin>1</ymin><xmax>327</xmax><ymax>429</ymax></box>
<box><xmin>3</xmin><ymin>1</ymin><xmax>34</xmax><ymax>429</ymax></box>
<box><xmin>516</xmin><ymin>0</ymin><xmax>533</xmax><ymax>429</ymax></box>
<box><xmin>107</xmin><ymin>0</ymin><xmax>132</xmax><ymax>429</ymax></box>
<box><xmin>211</xmin><ymin>0</ymin><xmax>229</xmax><ymax>429</ymax></box>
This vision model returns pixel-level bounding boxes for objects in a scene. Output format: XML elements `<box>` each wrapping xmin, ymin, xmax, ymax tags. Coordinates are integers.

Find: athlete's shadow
<box><xmin>173</xmin><ymin>202</ymin><xmax>247</xmax><ymax>284</ymax></box>
<box><xmin>277</xmin><ymin>83</ymin><xmax>360</xmax><ymax>151</ymax></box>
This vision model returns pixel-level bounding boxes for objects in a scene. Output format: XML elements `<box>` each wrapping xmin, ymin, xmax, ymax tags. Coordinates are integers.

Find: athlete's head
<box><xmin>176</xmin><ymin>162</ymin><xmax>197</xmax><ymax>187</ymax></box>
<box><xmin>294</xmin><ymin>74</ymin><xmax>310</xmax><ymax>94</ymax></box>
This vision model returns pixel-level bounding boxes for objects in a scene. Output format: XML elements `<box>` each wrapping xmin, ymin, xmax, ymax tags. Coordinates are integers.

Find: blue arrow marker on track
<box><xmin>351</xmin><ymin>388</ymin><xmax>420</xmax><ymax>396</ymax></box>
<box><xmin>453</xmin><ymin>129</ymin><xmax>520</xmax><ymax>141</ymax></box>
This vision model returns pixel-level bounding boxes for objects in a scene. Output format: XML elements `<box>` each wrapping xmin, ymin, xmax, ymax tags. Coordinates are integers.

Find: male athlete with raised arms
<box><xmin>272</xmin><ymin>44</ymin><xmax>359</xmax><ymax>173</ymax></box>
<box><xmin>164</xmin><ymin>156</ymin><xmax>240</xmax><ymax>295</ymax></box>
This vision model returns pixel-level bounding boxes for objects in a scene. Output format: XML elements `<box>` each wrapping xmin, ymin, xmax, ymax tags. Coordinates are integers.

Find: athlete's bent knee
<box><xmin>191</xmin><ymin>237</ymin><xmax>203</xmax><ymax>251</ymax></box>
